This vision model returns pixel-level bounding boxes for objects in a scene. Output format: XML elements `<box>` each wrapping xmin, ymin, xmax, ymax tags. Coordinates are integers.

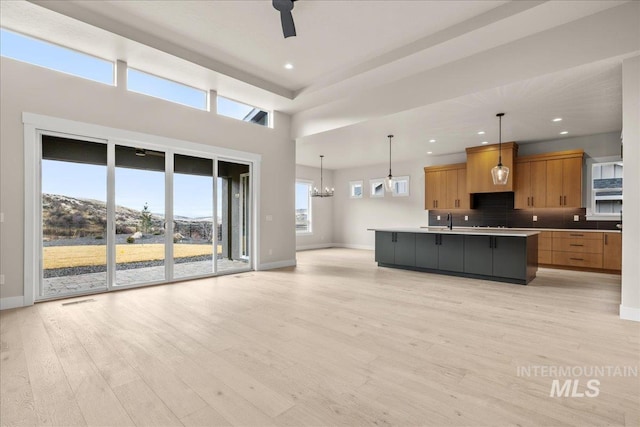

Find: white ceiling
<box><xmin>1</xmin><ymin>0</ymin><xmax>638</xmax><ymax>170</ymax></box>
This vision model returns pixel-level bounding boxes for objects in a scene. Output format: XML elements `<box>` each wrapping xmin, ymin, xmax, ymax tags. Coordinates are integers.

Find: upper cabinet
<box><xmin>514</xmin><ymin>150</ymin><xmax>584</xmax><ymax>209</ymax></box>
<box><xmin>514</xmin><ymin>160</ymin><xmax>547</xmax><ymax>208</ymax></box>
<box><xmin>424</xmin><ymin>163</ymin><xmax>469</xmax><ymax>210</ymax></box>
<box><xmin>465</xmin><ymin>142</ymin><xmax>518</xmax><ymax>193</ymax></box>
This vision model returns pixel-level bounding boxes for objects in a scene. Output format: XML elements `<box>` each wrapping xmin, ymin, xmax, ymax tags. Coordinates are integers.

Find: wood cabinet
<box><xmin>514</xmin><ymin>160</ymin><xmax>547</xmax><ymax>208</ymax></box>
<box><xmin>465</xmin><ymin>142</ymin><xmax>517</xmax><ymax>193</ymax></box>
<box><xmin>424</xmin><ymin>163</ymin><xmax>469</xmax><ymax>210</ymax></box>
<box><xmin>515</xmin><ymin>150</ymin><xmax>583</xmax><ymax>209</ymax></box>
<box><xmin>538</xmin><ymin>231</ymin><xmax>552</xmax><ymax>264</ymax></box>
<box><xmin>546</xmin><ymin>156</ymin><xmax>583</xmax><ymax>207</ymax></box>
<box><xmin>603</xmin><ymin>232</ymin><xmax>622</xmax><ymax>270</ymax></box>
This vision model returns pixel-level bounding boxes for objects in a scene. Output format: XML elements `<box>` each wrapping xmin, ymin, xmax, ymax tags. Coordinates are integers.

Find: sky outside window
<box><xmin>0</xmin><ymin>28</ymin><xmax>114</xmax><ymax>85</ymax></box>
<box><xmin>127</xmin><ymin>68</ymin><xmax>207</xmax><ymax>110</ymax></box>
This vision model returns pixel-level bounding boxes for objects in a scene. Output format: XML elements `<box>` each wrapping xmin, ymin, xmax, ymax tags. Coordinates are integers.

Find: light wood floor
<box><xmin>1</xmin><ymin>248</ymin><xmax>639</xmax><ymax>426</ymax></box>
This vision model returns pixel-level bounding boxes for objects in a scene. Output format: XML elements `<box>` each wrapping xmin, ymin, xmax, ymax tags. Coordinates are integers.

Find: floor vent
<box><xmin>62</xmin><ymin>298</ymin><xmax>95</xmax><ymax>306</ymax></box>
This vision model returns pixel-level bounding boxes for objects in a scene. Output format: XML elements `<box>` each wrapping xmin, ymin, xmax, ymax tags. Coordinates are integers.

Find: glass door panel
<box><xmin>217</xmin><ymin>160</ymin><xmax>251</xmax><ymax>274</ymax></box>
<box><xmin>41</xmin><ymin>135</ymin><xmax>107</xmax><ymax>298</ymax></box>
<box><xmin>114</xmin><ymin>145</ymin><xmax>165</xmax><ymax>286</ymax></box>
<box><xmin>173</xmin><ymin>154</ymin><xmax>214</xmax><ymax>279</ymax></box>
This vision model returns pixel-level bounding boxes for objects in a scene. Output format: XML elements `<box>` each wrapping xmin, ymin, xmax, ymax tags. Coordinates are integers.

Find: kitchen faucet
<box><xmin>447</xmin><ymin>212</ymin><xmax>453</xmax><ymax>230</ymax></box>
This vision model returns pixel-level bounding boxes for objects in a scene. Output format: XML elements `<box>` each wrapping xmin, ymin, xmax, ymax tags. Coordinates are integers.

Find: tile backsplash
<box><xmin>428</xmin><ymin>192</ymin><xmax>620</xmax><ymax>230</ymax></box>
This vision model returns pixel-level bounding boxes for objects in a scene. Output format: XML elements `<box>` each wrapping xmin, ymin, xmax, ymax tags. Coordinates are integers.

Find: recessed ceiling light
<box><xmin>560</xmin><ymin>131</ymin><xmax>569</xmax><ymax>135</ymax></box>
<box><xmin>429</xmin><ymin>139</ymin><xmax>436</xmax><ymax>143</ymax></box>
<box><xmin>284</xmin><ymin>63</ymin><xmax>294</xmax><ymax>70</ymax></box>
<box><xmin>481</xmin><ymin>141</ymin><xmax>488</xmax><ymax>145</ymax></box>
<box><xmin>552</xmin><ymin>117</ymin><xmax>563</xmax><ymax>122</ymax></box>
<box><xmin>477</xmin><ymin>131</ymin><xmax>485</xmax><ymax>135</ymax></box>
<box><xmin>427</xmin><ymin>151</ymin><xmax>433</xmax><ymax>154</ymax></box>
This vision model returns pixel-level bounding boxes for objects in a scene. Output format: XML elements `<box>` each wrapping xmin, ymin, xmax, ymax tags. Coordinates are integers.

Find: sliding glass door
<box><xmin>37</xmin><ymin>135</ymin><xmax>253</xmax><ymax>300</ymax></box>
<box><xmin>114</xmin><ymin>145</ymin><xmax>166</xmax><ymax>287</ymax></box>
<box><xmin>173</xmin><ymin>154</ymin><xmax>215</xmax><ymax>279</ymax></box>
<box><xmin>41</xmin><ymin>135</ymin><xmax>108</xmax><ymax>298</ymax></box>
<box><xmin>217</xmin><ymin>160</ymin><xmax>251</xmax><ymax>274</ymax></box>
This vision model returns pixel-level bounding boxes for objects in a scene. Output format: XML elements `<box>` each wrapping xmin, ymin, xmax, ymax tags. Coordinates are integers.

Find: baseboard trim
<box><xmin>258</xmin><ymin>259</ymin><xmax>297</xmax><ymax>271</ymax></box>
<box><xmin>0</xmin><ymin>296</ymin><xmax>26</xmax><ymax>311</ymax></box>
<box><xmin>620</xmin><ymin>305</ymin><xmax>640</xmax><ymax>322</ymax></box>
<box><xmin>334</xmin><ymin>243</ymin><xmax>375</xmax><ymax>251</ymax></box>
<box><xmin>296</xmin><ymin>243</ymin><xmax>335</xmax><ymax>251</ymax></box>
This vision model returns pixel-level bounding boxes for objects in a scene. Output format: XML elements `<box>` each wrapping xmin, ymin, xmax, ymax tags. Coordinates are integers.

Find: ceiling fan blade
<box><xmin>280</xmin><ymin>11</ymin><xmax>296</xmax><ymax>38</ymax></box>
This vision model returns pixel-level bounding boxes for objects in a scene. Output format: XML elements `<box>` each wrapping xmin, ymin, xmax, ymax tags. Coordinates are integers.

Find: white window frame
<box><xmin>370</xmin><ymin>178</ymin><xmax>385</xmax><ymax>198</ymax></box>
<box><xmin>392</xmin><ymin>176</ymin><xmax>410</xmax><ymax>197</ymax></box>
<box><xmin>23</xmin><ymin>112</ymin><xmax>262</xmax><ymax>306</ymax></box>
<box><xmin>349</xmin><ymin>180</ymin><xmax>363</xmax><ymax>199</ymax></box>
<box><xmin>295</xmin><ymin>179</ymin><xmax>313</xmax><ymax>235</ymax></box>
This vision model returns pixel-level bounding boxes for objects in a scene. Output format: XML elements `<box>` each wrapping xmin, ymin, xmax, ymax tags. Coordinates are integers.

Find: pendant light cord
<box><xmin>497</xmin><ymin>113</ymin><xmax>504</xmax><ymax>166</ymax></box>
<box><xmin>388</xmin><ymin>135</ymin><xmax>393</xmax><ymax>176</ymax></box>
<box><xmin>320</xmin><ymin>155</ymin><xmax>324</xmax><ymax>190</ymax></box>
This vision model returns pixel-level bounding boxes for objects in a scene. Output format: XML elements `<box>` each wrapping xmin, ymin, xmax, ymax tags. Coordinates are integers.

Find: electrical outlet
<box><xmin>464</xmin><ymin>216</ymin><xmax>469</xmax><ymax>221</ymax></box>
<box><xmin>574</xmin><ymin>215</ymin><xmax>579</xmax><ymax>221</ymax></box>
<box><xmin>533</xmin><ymin>215</ymin><xmax>538</xmax><ymax>222</ymax></box>
<box><xmin>437</xmin><ymin>215</ymin><xmax>441</xmax><ymax>220</ymax></box>
<box><xmin>0</xmin><ymin>274</ymin><xmax>5</xmax><ymax>286</ymax></box>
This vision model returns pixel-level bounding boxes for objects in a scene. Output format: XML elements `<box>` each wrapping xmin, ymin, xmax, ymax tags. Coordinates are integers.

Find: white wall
<box><xmin>621</xmin><ymin>55</ymin><xmax>640</xmax><ymax>321</ymax></box>
<box><xmin>331</xmin><ymin>132</ymin><xmax>622</xmax><ymax>249</ymax></box>
<box><xmin>0</xmin><ymin>58</ymin><xmax>296</xmax><ymax>306</ymax></box>
<box><xmin>332</xmin><ymin>152</ymin><xmax>465</xmax><ymax>249</ymax></box>
<box><xmin>295</xmin><ymin>164</ymin><xmax>334</xmax><ymax>250</ymax></box>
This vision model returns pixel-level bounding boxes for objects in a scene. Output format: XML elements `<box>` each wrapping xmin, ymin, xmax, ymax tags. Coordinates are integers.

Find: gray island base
<box><xmin>370</xmin><ymin>228</ymin><xmax>539</xmax><ymax>285</ymax></box>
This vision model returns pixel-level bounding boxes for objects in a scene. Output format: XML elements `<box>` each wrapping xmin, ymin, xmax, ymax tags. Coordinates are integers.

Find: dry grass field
<box><xmin>43</xmin><ymin>244</ymin><xmax>217</xmax><ymax>269</ymax></box>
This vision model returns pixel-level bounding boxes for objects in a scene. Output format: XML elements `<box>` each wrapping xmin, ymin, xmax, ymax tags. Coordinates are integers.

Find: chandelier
<box><xmin>311</xmin><ymin>155</ymin><xmax>334</xmax><ymax>197</ymax></box>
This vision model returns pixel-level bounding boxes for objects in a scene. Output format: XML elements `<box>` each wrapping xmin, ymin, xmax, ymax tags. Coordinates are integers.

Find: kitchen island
<box><xmin>370</xmin><ymin>227</ymin><xmax>539</xmax><ymax>284</ymax></box>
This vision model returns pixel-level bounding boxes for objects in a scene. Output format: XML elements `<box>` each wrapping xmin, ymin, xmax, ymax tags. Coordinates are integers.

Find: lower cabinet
<box><xmin>415</xmin><ymin>233</ymin><xmax>464</xmax><ymax>272</ymax></box>
<box><xmin>464</xmin><ymin>235</ymin><xmax>527</xmax><ymax>280</ymax></box>
<box><xmin>375</xmin><ymin>231</ymin><xmax>416</xmax><ymax>267</ymax></box>
<box><xmin>375</xmin><ymin>231</ymin><xmax>537</xmax><ymax>284</ymax></box>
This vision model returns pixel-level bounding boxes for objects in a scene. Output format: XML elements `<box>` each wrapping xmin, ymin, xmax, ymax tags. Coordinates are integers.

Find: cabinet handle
<box><xmin>527</xmin><ymin>197</ymin><xmax>530</xmax><ymax>206</ymax></box>
<box><xmin>570</xmin><ymin>257</ymin><xmax>584</xmax><ymax>261</ymax></box>
<box><xmin>605</xmin><ymin>235</ymin><xmax>608</xmax><ymax>244</ymax></box>
<box><xmin>489</xmin><ymin>237</ymin><xmax>493</xmax><ymax>248</ymax></box>
<box><xmin>569</xmin><ymin>234</ymin><xmax>584</xmax><ymax>237</ymax></box>
<box><xmin>569</xmin><ymin>244</ymin><xmax>583</xmax><ymax>247</ymax></box>
<box><xmin>559</xmin><ymin>195</ymin><xmax>562</xmax><ymax>206</ymax></box>
<box><xmin>531</xmin><ymin>196</ymin><xmax>534</xmax><ymax>206</ymax></box>
<box><xmin>564</xmin><ymin>195</ymin><xmax>567</xmax><ymax>206</ymax></box>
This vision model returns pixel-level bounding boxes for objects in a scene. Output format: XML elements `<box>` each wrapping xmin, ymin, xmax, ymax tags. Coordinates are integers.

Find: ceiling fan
<box><xmin>272</xmin><ymin>0</ymin><xmax>297</xmax><ymax>38</ymax></box>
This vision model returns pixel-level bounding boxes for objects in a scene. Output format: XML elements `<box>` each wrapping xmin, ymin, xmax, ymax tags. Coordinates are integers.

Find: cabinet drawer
<box><xmin>552</xmin><ymin>251</ymin><xmax>603</xmax><ymax>268</ymax></box>
<box><xmin>552</xmin><ymin>231</ymin><xmax>602</xmax><ymax>241</ymax></box>
<box><xmin>539</xmin><ymin>250</ymin><xmax>552</xmax><ymax>264</ymax></box>
<box><xmin>552</xmin><ymin>238</ymin><xmax>603</xmax><ymax>254</ymax></box>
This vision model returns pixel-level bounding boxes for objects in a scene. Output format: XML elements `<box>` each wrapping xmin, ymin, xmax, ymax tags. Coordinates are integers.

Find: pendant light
<box><xmin>311</xmin><ymin>155</ymin><xmax>334</xmax><ymax>197</ymax></box>
<box><xmin>384</xmin><ymin>134</ymin><xmax>395</xmax><ymax>192</ymax></box>
<box><xmin>491</xmin><ymin>113</ymin><xmax>510</xmax><ymax>185</ymax></box>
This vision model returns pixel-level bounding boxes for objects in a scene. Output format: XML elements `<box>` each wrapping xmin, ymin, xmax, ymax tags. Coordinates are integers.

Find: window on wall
<box><xmin>127</xmin><ymin>68</ymin><xmax>207</xmax><ymax>110</ymax></box>
<box><xmin>393</xmin><ymin>176</ymin><xmax>410</xmax><ymax>197</ymax></box>
<box><xmin>370</xmin><ymin>178</ymin><xmax>385</xmax><ymax>198</ymax></box>
<box><xmin>217</xmin><ymin>96</ymin><xmax>270</xmax><ymax>127</ymax></box>
<box><xmin>295</xmin><ymin>181</ymin><xmax>312</xmax><ymax>233</ymax></box>
<box><xmin>350</xmin><ymin>181</ymin><xmax>363</xmax><ymax>198</ymax></box>
<box><xmin>0</xmin><ymin>28</ymin><xmax>114</xmax><ymax>85</ymax></box>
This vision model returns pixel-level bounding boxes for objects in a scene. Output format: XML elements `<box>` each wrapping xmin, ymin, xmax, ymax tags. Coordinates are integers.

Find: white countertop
<box><xmin>368</xmin><ymin>227</ymin><xmax>540</xmax><ymax>237</ymax></box>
